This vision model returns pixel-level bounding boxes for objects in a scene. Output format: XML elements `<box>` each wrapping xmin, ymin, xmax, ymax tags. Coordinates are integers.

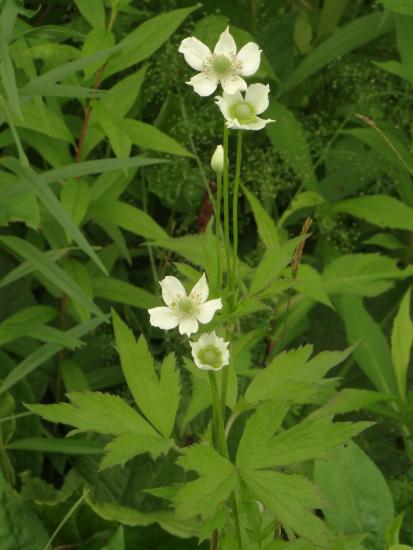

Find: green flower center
<box><xmin>229</xmin><ymin>100</ymin><xmax>256</xmax><ymax>124</ymax></box>
<box><xmin>212</xmin><ymin>54</ymin><xmax>232</xmax><ymax>77</ymax></box>
<box><xmin>198</xmin><ymin>345</ymin><xmax>222</xmax><ymax>369</ymax></box>
<box><xmin>176</xmin><ymin>297</ymin><xmax>196</xmax><ymax>317</ymax></box>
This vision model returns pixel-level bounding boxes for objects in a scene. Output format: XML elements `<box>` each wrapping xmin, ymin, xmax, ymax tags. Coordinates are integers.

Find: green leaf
<box><xmin>16</xmin><ymin>101</ymin><xmax>73</xmax><ymax>142</ymax></box>
<box><xmin>333</xmin><ymin>195</ymin><xmax>413</xmax><ymax>231</ymax></box>
<box><xmin>381</xmin><ymin>0</ymin><xmax>413</xmax><ymax>15</ymax></box>
<box><xmin>6</xmin><ymin>437</ymin><xmax>103</xmax><ymax>455</ymax></box>
<box><xmin>337</xmin><ymin>296</ymin><xmax>397</xmax><ymax>395</ymax></box>
<box><xmin>0</xmin><ymin>236</ymin><xmax>102</xmax><ymax>318</ymax></box>
<box><xmin>102</xmin><ymin>527</ymin><xmax>124</xmax><ymax>550</ymax></box>
<box><xmin>75</xmin><ymin>0</ymin><xmax>105</xmax><ymax>29</ymax></box>
<box><xmin>311</xmin><ymin>388</ymin><xmax>391</xmax><ymax>418</ymax></box>
<box><xmin>123</xmin><ymin>119</ymin><xmax>193</xmax><ymax>157</ymax></box>
<box><xmin>28</xmin><ymin>391</ymin><xmax>159</xmax><ymax>438</ymax></box>
<box><xmin>104</xmin><ymin>6</ymin><xmax>198</xmax><ymax>78</ymax></box>
<box><xmin>242</xmin><ymin>184</ymin><xmax>279</xmax><ymax>248</ymax></box>
<box><xmin>101</xmin><ymin>433</ymin><xmax>173</xmax><ymax>470</ymax></box>
<box><xmin>175</xmin><ymin>444</ymin><xmax>236</xmax><ymax>520</ymax></box>
<box><xmin>61</xmin><ymin>179</ymin><xmax>91</xmax><ymax>231</ymax></box>
<box><xmin>279</xmin><ymin>191</ymin><xmax>325</xmax><ymax>227</ymax></box>
<box><xmin>0</xmin><ymin>316</ymin><xmax>106</xmax><ymax>396</ymax></box>
<box><xmin>323</xmin><ymin>254</ymin><xmax>411</xmax><ymax>297</ymax></box>
<box><xmin>112</xmin><ymin>312</ymin><xmax>180</xmax><ymax>438</ymax></box>
<box><xmin>93</xmin><ymin>277</ymin><xmax>159</xmax><ymax>308</ymax></box>
<box><xmin>391</xmin><ymin>287</ymin><xmax>412</xmax><ymax>399</ymax></box>
<box><xmin>90</xmin><ymin>200</ymin><xmax>167</xmax><ymax>240</ymax></box>
<box><xmin>250</xmin><ymin>236</ymin><xmax>303</xmax><ymax>296</ymax></box>
<box><xmin>266</xmin><ymin>102</ymin><xmax>318</xmax><ymax>191</ymax></box>
<box><xmin>2</xmin><ymin>160</ymin><xmax>108</xmax><ymax>275</ymax></box>
<box><xmin>95</xmin><ymin>102</ymin><xmax>131</xmax><ymax>159</ymax></box>
<box><xmin>282</xmin><ymin>12</ymin><xmax>394</xmax><ymax>93</ymax></box>
<box><xmin>314</xmin><ymin>442</ymin><xmax>394</xmax><ymax>550</ymax></box>
<box><xmin>0</xmin><ymin>33</ymin><xmax>22</xmax><ymax>119</ymax></box>
<box><xmin>42</xmin><ymin>156</ymin><xmax>166</xmax><ymax>184</ymax></box>
<box><xmin>239</xmin><ymin>415</ymin><xmax>370</xmax><ymax>470</ymax></box>
<box><xmin>295</xmin><ymin>264</ymin><xmax>333</xmax><ymax>308</ymax></box>
<box><xmin>240</xmin><ymin>469</ymin><xmax>328</xmax><ymax>546</ymax></box>
<box><xmin>0</xmin><ymin>472</ymin><xmax>48</xmax><ymax>549</ymax></box>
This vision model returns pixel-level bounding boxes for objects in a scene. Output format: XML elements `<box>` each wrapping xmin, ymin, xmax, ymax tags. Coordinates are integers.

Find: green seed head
<box><xmin>198</xmin><ymin>345</ymin><xmax>222</xmax><ymax>369</ymax></box>
<box><xmin>212</xmin><ymin>54</ymin><xmax>232</xmax><ymax>77</ymax></box>
<box><xmin>229</xmin><ymin>100</ymin><xmax>256</xmax><ymax>125</ymax></box>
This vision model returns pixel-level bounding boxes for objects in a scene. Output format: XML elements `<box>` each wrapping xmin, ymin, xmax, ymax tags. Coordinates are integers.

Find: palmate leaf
<box><xmin>174</xmin><ymin>444</ymin><xmax>236</xmax><ymax>521</ymax></box>
<box><xmin>101</xmin><ymin>433</ymin><xmax>173</xmax><ymax>470</ymax></box>
<box><xmin>112</xmin><ymin>312</ymin><xmax>180</xmax><ymax>438</ymax></box>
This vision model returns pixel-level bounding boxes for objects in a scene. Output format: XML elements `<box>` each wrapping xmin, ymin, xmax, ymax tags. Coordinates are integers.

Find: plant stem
<box><xmin>215</xmin><ymin>172</ymin><xmax>223</xmax><ymax>289</ymax></box>
<box><xmin>223</xmin><ymin>124</ymin><xmax>232</xmax><ymax>296</ymax></box>
<box><xmin>231</xmin><ymin>130</ymin><xmax>243</xmax><ymax>307</ymax></box>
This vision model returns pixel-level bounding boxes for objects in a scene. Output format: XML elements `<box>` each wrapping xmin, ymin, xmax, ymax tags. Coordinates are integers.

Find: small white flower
<box><xmin>211</xmin><ymin>144</ymin><xmax>224</xmax><ymax>174</ymax></box>
<box><xmin>215</xmin><ymin>83</ymin><xmax>274</xmax><ymax>131</ymax></box>
<box><xmin>190</xmin><ymin>331</ymin><xmax>230</xmax><ymax>371</ymax></box>
<box><xmin>178</xmin><ymin>26</ymin><xmax>261</xmax><ymax>97</ymax></box>
<box><xmin>148</xmin><ymin>273</ymin><xmax>222</xmax><ymax>337</ymax></box>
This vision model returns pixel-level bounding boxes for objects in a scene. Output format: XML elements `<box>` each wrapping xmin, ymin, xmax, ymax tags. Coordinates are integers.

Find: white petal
<box><xmin>197</xmin><ymin>298</ymin><xmax>223</xmax><ymax>324</ymax></box>
<box><xmin>221</xmin><ymin>75</ymin><xmax>247</xmax><ymax>95</ymax></box>
<box><xmin>214</xmin><ymin>27</ymin><xmax>237</xmax><ymax>55</ymax></box>
<box><xmin>179</xmin><ymin>318</ymin><xmax>199</xmax><ymax>337</ymax></box>
<box><xmin>159</xmin><ymin>276</ymin><xmax>186</xmax><ymax>306</ymax></box>
<box><xmin>187</xmin><ymin>73</ymin><xmax>218</xmax><ymax>97</ymax></box>
<box><xmin>247</xmin><ymin>117</ymin><xmax>274</xmax><ymax>130</ymax></box>
<box><xmin>148</xmin><ymin>307</ymin><xmax>179</xmax><ymax>330</ymax></box>
<box><xmin>190</xmin><ymin>273</ymin><xmax>209</xmax><ymax>303</ymax></box>
<box><xmin>245</xmin><ymin>83</ymin><xmax>270</xmax><ymax>114</ymax></box>
<box><xmin>236</xmin><ymin>42</ymin><xmax>261</xmax><ymax>76</ymax></box>
<box><xmin>178</xmin><ymin>37</ymin><xmax>211</xmax><ymax>71</ymax></box>
<box><xmin>223</xmin><ymin>90</ymin><xmax>243</xmax><ymax>104</ymax></box>
<box><xmin>215</xmin><ymin>95</ymin><xmax>231</xmax><ymax>120</ymax></box>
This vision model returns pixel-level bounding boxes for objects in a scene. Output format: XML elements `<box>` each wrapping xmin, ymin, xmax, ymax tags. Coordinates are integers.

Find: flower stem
<box><xmin>231</xmin><ymin>130</ymin><xmax>243</xmax><ymax>307</ymax></box>
<box><xmin>215</xmin><ymin>172</ymin><xmax>222</xmax><ymax>289</ymax></box>
<box><xmin>223</xmin><ymin>123</ymin><xmax>232</xmax><ymax>297</ymax></box>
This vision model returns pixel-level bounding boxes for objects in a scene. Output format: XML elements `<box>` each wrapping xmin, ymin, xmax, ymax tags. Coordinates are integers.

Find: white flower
<box><xmin>178</xmin><ymin>26</ymin><xmax>261</xmax><ymax>97</ymax></box>
<box><xmin>211</xmin><ymin>144</ymin><xmax>224</xmax><ymax>174</ymax></box>
<box><xmin>148</xmin><ymin>273</ymin><xmax>222</xmax><ymax>337</ymax></box>
<box><xmin>190</xmin><ymin>331</ymin><xmax>230</xmax><ymax>371</ymax></box>
<box><xmin>215</xmin><ymin>83</ymin><xmax>274</xmax><ymax>131</ymax></box>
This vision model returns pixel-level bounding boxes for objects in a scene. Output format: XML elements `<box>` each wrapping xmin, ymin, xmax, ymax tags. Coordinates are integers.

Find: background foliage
<box><xmin>1</xmin><ymin>0</ymin><xmax>413</xmax><ymax>548</ymax></box>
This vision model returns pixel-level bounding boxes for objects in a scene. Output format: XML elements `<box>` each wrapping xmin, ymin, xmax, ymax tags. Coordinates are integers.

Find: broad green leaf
<box><xmin>75</xmin><ymin>0</ymin><xmax>105</xmax><ymax>29</ymax></box>
<box><xmin>28</xmin><ymin>391</ymin><xmax>159</xmax><ymax>438</ymax></box>
<box><xmin>104</xmin><ymin>6</ymin><xmax>198</xmax><ymax>78</ymax></box>
<box><xmin>337</xmin><ymin>296</ymin><xmax>397</xmax><ymax>395</ymax></box>
<box><xmin>0</xmin><ymin>176</ymin><xmax>39</xmax><ymax>229</ymax></box>
<box><xmin>15</xmin><ymin>101</ymin><xmax>73</xmax><ymax>142</ymax></box>
<box><xmin>0</xmin><ymin>316</ymin><xmax>106</xmax><ymax>396</ymax></box>
<box><xmin>242</xmin><ymin>184</ymin><xmax>279</xmax><ymax>248</ymax></box>
<box><xmin>241</xmin><ymin>469</ymin><xmax>328</xmax><ymax>546</ymax></box>
<box><xmin>0</xmin><ymin>236</ymin><xmax>102</xmax><ymax>318</ymax></box>
<box><xmin>239</xmin><ymin>415</ymin><xmax>370</xmax><ymax>470</ymax></box>
<box><xmin>90</xmin><ymin>200</ymin><xmax>167</xmax><ymax>240</ymax></box>
<box><xmin>175</xmin><ymin>444</ymin><xmax>236</xmax><ymax>520</ymax></box>
<box><xmin>19</xmin><ymin>83</ymin><xmax>109</xmax><ymax>99</ymax></box>
<box><xmin>85</xmin><ymin>493</ymin><xmax>201</xmax><ymax>539</ymax></box>
<box><xmin>61</xmin><ymin>179</ymin><xmax>91</xmax><ymax>230</ymax></box>
<box><xmin>42</xmin><ymin>156</ymin><xmax>166</xmax><ymax>184</ymax></box>
<box><xmin>250</xmin><ymin>236</ymin><xmax>303</xmax><ymax>296</ymax></box>
<box><xmin>6</xmin><ymin>437</ymin><xmax>103</xmax><ymax>454</ymax></box>
<box><xmin>363</xmin><ymin>232</ymin><xmax>404</xmax><ymax>250</ymax></box>
<box><xmin>64</xmin><ymin>258</ymin><xmax>94</xmax><ymax>322</ymax></box>
<box><xmin>333</xmin><ymin>195</ymin><xmax>413</xmax><ymax>231</ymax></box>
<box><xmin>82</xmin><ymin>29</ymin><xmax>115</xmax><ymax>79</ymax></box>
<box><xmin>279</xmin><ymin>191</ymin><xmax>325</xmax><ymax>226</ymax></box>
<box><xmin>101</xmin><ymin>433</ymin><xmax>173</xmax><ymax>470</ymax></box>
<box><xmin>314</xmin><ymin>442</ymin><xmax>394</xmax><ymax>550</ymax></box>
<box><xmin>102</xmin><ymin>527</ymin><xmax>124</xmax><ymax>550</ymax></box>
<box><xmin>61</xmin><ymin>359</ymin><xmax>90</xmax><ymax>392</ymax></box>
<box><xmin>112</xmin><ymin>312</ymin><xmax>180</xmax><ymax>438</ymax></box>
<box><xmin>95</xmin><ymin>102</ymin><xmax>131</xmax><ymax>159</ymax></box>
<box><xmin>123</xmin><ymin>119</ymin><xmax>193</xmax><ymax>157</ymax></box>
<box><xmin>0</xmin><ymin>472</ymin><xmax>48</xmax><ymax>549</ymax></box>
<box><xmin>93</xmin><ymin>277</ymin><xmax>159</xmax><ymax>308</ymax></box>
<box><xmin>381</xmin><ymin>0</ymin><xmax>413</xmax><ymax>15</ymax></box>
<box><xmin>2</xmin><ymin>160</ymin><xmax>107</xmax><ymax>275</ymax></box>
<box><xmin>311</xmin><ymin>388</ymin><xmax>391</xmax><ymax>418</ymax></box>
<box><xmin>266</xmin><ymin>101</ymin><xmax>318</xmax><ymax>191</ymax></box>
<box><xmin>391</xmin><ymin>287</ymin><xmax>412</xmax><ymax>399</ymax></box>
<box><xmin>282</xmin><ymin>13</ymin><xmax>394</xmax><ymax>92</ymax></box>
<box><xmin>295</xmin><ymin>264</ymin><xmax>333</xmax><ymax>308</ymax></box>
<box><xmin>100</xmin><ymin>65</ymin><xmax>147</xmax><ymax>116</ymax></box>
<box><xmin>323</xmin><ymin>254</ymin><xmax>411</xmax><ymax>297</ymax></box>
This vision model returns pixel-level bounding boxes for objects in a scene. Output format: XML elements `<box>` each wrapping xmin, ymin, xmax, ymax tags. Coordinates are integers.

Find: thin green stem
<box><xmin>215</xmin><ymin>172</ymin><xmax>223</xmax><ymax>289</ymax></box>
<box><xmin>44</xmin><ymin>491</ymin><xmax>87</xmax><ymax>550</ymax></box>
<box><xmin>223</xmin><ymin>124</ymin><xmax>232</xmax><ymax>294</ymax></box>
<box><xmin>231</xmin><ymin>130</ymin><xmax>243</xmax><ymax>307</ymax></box>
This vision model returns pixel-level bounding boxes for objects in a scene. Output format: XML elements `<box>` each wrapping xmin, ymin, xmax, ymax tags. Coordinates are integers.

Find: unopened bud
<box><xmin>211</xmin><ymin>145</ymin><xmax>224</xmax><ymax>174</ymax></box>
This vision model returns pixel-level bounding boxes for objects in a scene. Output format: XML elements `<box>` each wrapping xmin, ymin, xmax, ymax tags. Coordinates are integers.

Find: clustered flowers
<box><xmin>179</xmin><ymin>26</ymin><xmax>273</xmax><ymax>130</ymax></box>
<box><xmin>148</xmin><ymin>273</ymin><xmax>229</xmax><ymax>371</ymax></box>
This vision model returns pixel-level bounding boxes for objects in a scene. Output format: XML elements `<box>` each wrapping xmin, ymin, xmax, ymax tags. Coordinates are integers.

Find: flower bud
<box><xmin>211</xmin><ymin>145</ymin><xmax>224</xmax><ymax>174</ymax></box>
